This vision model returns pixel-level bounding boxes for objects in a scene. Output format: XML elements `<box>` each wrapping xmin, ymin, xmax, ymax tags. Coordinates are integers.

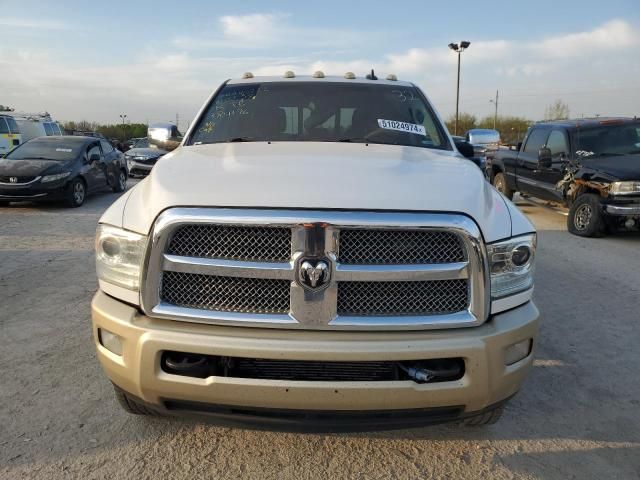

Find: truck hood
<box><xmin>578</xmin><ymin>154</ymin><xmax>640</xmax><ymax>182</ymax></box>
<box><xmin>108</xmin><ymin>142</ymin><xmax>529</xmax><ymax>242</ymax></box>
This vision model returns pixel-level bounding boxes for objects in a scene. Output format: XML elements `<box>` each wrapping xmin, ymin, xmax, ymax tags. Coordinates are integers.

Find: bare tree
<box><xmin>544</xmin><ymin>100</ymin><xmax>570</xmax><ymax>121</ymax></box>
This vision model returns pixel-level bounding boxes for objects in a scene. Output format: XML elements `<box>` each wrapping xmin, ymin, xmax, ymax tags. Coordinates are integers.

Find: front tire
<box><xmin>568</xmin><ymin>193</ymin><xmax>605</xmax><ymax>237</ymax></box>
<box><xmin>65</xmin><ymin>178</ymin><xmax>86</xmax><ymax>208</ymax></box>
<box><xmin>493</xmin><ymin>172</ymin><xmax>514</xmax><ymax>200</ymax></box>
<box><xmin>112</xmin><ymin>169</ymin><xmax>127</xmax><ymax>193</ymax></box>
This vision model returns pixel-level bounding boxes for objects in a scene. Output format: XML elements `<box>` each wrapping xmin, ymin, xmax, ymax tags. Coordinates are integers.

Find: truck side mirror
<box><xmin>538</xmin><ymin>147</ymin><xmax>552</xmax><ymax>169</ymax></box>
<box><xmin>454</xmin><ymin>140</ymin><xmax>475</xmax><ymax>159</ymax></box>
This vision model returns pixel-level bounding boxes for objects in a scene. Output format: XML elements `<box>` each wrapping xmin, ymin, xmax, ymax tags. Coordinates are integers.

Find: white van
<box><xmin>0</xmin><ymin>115</ymin><xmax>22</xmax><ymax>155</ymax></box>
<box><xmin>10</xmin><ymin>113</ymin><xmax>64</xmax><ymax>143</ymax></box>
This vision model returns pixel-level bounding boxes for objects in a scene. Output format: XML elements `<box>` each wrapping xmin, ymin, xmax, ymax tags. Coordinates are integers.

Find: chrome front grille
<box><xmin>338</xmin><ymin>279</ymin><xmax>469</xmax><ymax>316</ymax></box>
<box><xmin>167</xmin><ymin>225</ymin><xmax>291</xmax><ymax>262</ymax></box>
<box><xmin>142</xmin><ymin>209</ymin><xmax>488</xmax><ymax>330</ymax></box>
<box><xmin>338</xmin><ymin>229</ymin><xmax>465</xmax><ymax>264</ymax></box>
<box><xmin>161</xmin><ymin>271</ymin><xmax>290</xmax><ymax>314</ymax></box>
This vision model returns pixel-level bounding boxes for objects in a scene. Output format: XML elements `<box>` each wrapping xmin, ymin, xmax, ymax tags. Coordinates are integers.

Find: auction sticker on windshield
<box><xmin>377</xmin><ymin>119</ymin><xmax>426</xmax><ymax>136</ymax></box>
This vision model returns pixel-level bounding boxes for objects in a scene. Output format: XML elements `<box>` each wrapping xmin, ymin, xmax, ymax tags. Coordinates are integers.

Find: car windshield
<box><xmin>575</xmin><ymin>123</ymin><xmax>640</xmax><ymax>158</ymax></box>
<box><xmin>190</xmin><ymin>82</ymin><xmax>450</xmax><ymax>150</ymax></box>
<box><xmin>5</xmin><ymin>139</ymin><xmax>81</xmax><ymax>161</ymax></box>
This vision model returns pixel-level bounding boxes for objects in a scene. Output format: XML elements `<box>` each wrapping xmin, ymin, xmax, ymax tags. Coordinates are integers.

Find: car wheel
<box><xmin>567</xmin><ymin>193</ymin><xmax>605</xmax><ymax>237</ymax></box>
<box><xmin>493</xmin><ymin>172</ymin><xmax>514</xmax><ymax>200</ymax></box>
<box><xmin>65</xmin><ymin>178</ymin><xmax>86</xmax><ymax>208</ymax></box>
<box><xmin>112</xmin><ymin>169</ymin><xmax>127</xmax><ymax>193</ymax></box>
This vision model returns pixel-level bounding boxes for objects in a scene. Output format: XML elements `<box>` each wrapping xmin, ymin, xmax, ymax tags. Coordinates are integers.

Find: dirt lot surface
<box><xmin>1</xmin><ymin>186</ymin><xmax>639</xmax><ymax>479</ymax></box>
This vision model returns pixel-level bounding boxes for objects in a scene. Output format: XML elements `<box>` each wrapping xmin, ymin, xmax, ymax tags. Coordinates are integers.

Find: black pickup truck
<box><xmin>487</xmin><ymin>118</ymin><xmax>640</xmax><ymax>237</ymax></box>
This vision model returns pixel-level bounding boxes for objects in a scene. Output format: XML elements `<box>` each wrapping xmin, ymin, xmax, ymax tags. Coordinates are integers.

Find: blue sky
<box><xmin>1</xmin><ymin>0</ymin><xmax>639</xmax><ymax>126</ymax></box>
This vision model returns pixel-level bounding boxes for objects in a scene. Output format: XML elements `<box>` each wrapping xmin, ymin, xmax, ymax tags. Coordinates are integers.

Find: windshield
<box><xmin>5</xmin><ymin>139</ymin><xmax>81</xmax><ymax>161</ymax></box>
<box><xmin>190</xmin><ymin>82</ymin><xmax>450</xmax><ymax>150</ymax></box>
<box><xmin>575</xmin><ymin>123</ymin><xmax>640</xmax><ymax>158</ymax></box>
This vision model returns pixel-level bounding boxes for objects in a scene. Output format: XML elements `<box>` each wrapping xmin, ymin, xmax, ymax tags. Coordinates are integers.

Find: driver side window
<box><xmin>546</xmin><ymin>130</ymin><xmax>569</xmax><ymax>157</ymax></box>
<box><xmin>87</xmin><ymin>144</ymin><xmax>101</xmax><ymax>161</ymax></box>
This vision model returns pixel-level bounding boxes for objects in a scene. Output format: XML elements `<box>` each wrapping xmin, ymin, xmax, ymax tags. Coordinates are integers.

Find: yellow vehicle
<box><xmin>0</xmin><ymin>115</ymin><xmax>22</xmax><ymax>156</ymax></box>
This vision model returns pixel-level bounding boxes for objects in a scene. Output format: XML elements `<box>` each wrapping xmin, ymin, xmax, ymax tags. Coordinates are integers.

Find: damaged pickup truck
<box><xmin>487</xmin><ymin>118</ymin><xmax>640</xmax><ymax>237</ymax></box>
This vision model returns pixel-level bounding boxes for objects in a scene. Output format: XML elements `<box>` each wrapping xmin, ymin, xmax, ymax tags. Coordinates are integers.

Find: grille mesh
<box><xmin>161</xmin><ymin>271</ymin><xmax>290</xmax><ymax>314</ymax></box>
<box><xmin>167</xmin><ymin>225</ymin><xmax>291</xmax><ymax>262</ymax></box>
<box><xmin>338</xmin><ymin>229</ymin><xmax>465</xmax><ymax>264</ymax></box>
<box><xmin>338</xmin><ymin>279</ymin><xmax>469</xmax><ymax>316</ymax></box>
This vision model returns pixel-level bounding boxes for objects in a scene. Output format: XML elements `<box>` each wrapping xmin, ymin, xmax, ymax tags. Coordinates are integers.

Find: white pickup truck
<box><xmin>92</xmin><ymin>73</ymin><xmax>540</xmax><ymax>431</ymax></box>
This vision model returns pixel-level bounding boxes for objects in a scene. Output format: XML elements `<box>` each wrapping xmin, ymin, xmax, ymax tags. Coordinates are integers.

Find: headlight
<box><xmin>610</xmin><ymin>181</ymin><xmax>640</xmax><ymax>195</ymax></box>
<box><xmin>487</xmin><ymin>234</ymin><xmax>536</xmax><ymax>299</ymax></box>
<box><xmin>41</xmin><ymin>172</ymin><xmax>71</xmax><ymax>183</ymax></box>
<box><xmin>134</xmin><ymin>155</ymin><xmax>150</xmax><ymax>160</ymax></box>
<box><xmin>95</xmin><ymin>224</ymin><xmax>147</xmax><ymax>290</ymax></box>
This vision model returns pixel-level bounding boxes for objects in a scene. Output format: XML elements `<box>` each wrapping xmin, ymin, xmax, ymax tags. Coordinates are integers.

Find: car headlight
<box><xmin>95</xmin><ymin>224</ymin><xmax>147</xmax><ymax>290</ymax></box>
<box><xmin>487</xmin><ymin>233</ymin><xmax>536</xmax><ymax>299</ymax></box>
<box><xmin>134</xmin><ymin>155</ymin><xmax>150</xmax><ymax>160</ymax></box>
<box><xmin>41</xmin><ymin>172</ymin><xmax>71</xmax><ymax>183</ymax></box>
<box><xmin>610</xmin><ymin>181</ymin><xmax>640</xmax><ymax>195</ymax></box>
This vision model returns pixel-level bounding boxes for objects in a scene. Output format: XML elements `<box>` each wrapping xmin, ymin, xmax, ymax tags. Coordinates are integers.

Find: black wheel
<box><xmin>113</xmin><ymin>386</ymin><xmax>161</xmax><ymax>416</ymax></box>
<box><xmin>493</xmin><ymin>172</ymin><xmax>514</xmax><ymax>200</ymax></box>
<box><xmin>0</xmin><ymin>201</ymin><xmax>10</xmax><ymax>207</ymax></box>
<box><xmin>65</xmin><ymin>178</ymin><xmax>86</xmax><ymax>207</ymax></box>
<box><xmin>462</xmin><ymin>405</ymin><xmax>504</xmax><ymax>426</ymax></box>
<box><xmin>112</xmin><ymin>169</ymin><xmax>127</xmax><ymax>193</ymax></box>
<box><xmin>568</xmin><ymin>193</ymin><xmax>605</xmax><ymax>237</ymax></box>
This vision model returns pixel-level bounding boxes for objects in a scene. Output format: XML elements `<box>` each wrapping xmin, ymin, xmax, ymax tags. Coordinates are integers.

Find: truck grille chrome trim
<box><xmin>141</xmin><ymin>208</ymin><xmax>489</xmax><ymax>330</ymax></box>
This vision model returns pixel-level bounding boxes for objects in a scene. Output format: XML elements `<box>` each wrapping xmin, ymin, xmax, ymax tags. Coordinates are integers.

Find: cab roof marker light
<box><xmin>283</xmin><ymin>71</ymin><xmax>295</xmax><ymax>78</ymax></box>
<box><xmin>242</xmin><ymin>72</ymin><xmax>254</xmax><ymax>79</ymax></box>
<box><xmin>386</xmin><ymin>74</ymin><xmax>398</xmax><ymax>81</ymax></box>
<box><xmin>344</xmin><ymin>72</ymin><xmax>356</xmax><ymax>79</ymax></box>
<box><xmin>312</xmin><ymin>71</ymin><xmax>325</xmax><ymax>78</ymax></box>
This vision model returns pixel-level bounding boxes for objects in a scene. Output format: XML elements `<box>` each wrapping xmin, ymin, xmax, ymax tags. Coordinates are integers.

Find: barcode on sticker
<box><xmin>377</xmin><ymin>119</ymin><xmax>426</xmax><ymax>136</ymax></box>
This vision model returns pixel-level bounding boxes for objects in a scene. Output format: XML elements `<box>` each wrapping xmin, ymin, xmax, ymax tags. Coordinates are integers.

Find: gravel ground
<box><xmin>1</xmin><ymin>185</ymin><xmax>639</xmax><ymax>479</ymax></box>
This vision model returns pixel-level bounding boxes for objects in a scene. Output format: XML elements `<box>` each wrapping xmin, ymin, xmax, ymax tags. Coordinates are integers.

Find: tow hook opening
<box><xmin>161</xmin><ymin>351</ymin><xmax>465</xmax><ymax>383</ymax></box>
<box><xmin>397</xmin><ymin>359</ymin><xmax>464</xmax><ymax>383</ymax></box>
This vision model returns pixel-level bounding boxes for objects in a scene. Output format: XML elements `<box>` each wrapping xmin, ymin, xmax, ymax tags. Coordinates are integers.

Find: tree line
<box><xmin>444</xmin><ymin>100</ymin><xmax>570</xmax><ymax>145</ymax></box>
<box><xmin>62</xmin><ymin>121</ymin><xmax>148</xmax><ymax>141</ymax></box>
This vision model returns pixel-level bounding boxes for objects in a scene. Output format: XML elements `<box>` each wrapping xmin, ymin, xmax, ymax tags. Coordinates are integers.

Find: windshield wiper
<box><xmin>21</xmin><ymin>157</ymin><xmax>57</xmax><ymax>160</ymax></box>
<box><xmin>596</xmin><ymin>152</ymin><xmax>625</xmax><ymax>157</ymax></box>
<box><xmin>228</xmin><ymin>137</ymin><xmax>254</xmax><ymax>142</ymax></box>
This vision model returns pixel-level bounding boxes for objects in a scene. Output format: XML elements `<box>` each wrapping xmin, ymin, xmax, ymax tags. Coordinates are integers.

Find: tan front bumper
<box><xmin>91</xmin><ymin>290</ymin><xmax>539</xmax><ymax>414</ymax></box>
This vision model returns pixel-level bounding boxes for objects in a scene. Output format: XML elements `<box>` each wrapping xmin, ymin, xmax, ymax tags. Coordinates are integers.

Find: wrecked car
<box><xmin>486</xmin><ymin>118</ymin><xmax>640</xmax><ymax>237</ymax></box>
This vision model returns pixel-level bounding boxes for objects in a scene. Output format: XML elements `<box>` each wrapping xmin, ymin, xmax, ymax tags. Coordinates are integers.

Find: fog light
<box><xmin>98</xmin><ymin>328</ymin><xmax>123</xmax><ymax>356</ymax></box>
<box><xmin>504</xmin><ymin>339</ymin><xmax>532</xmax><ymax>365</ymax></box>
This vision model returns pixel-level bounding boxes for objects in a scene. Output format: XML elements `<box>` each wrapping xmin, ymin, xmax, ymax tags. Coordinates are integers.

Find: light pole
<box><xmin>448</xmin><ymin>41</ymin><xmax>471</xmax><ymax>135</ymax></box>
<box><xmin>489</xmin><ymin>90</ymin><xmax>499</xmax><ymax>130</ymax></box>
<box><xmin>119</xmin><ymin>114</ymin><xmax>127</xmax><ymax>141</ymax></box>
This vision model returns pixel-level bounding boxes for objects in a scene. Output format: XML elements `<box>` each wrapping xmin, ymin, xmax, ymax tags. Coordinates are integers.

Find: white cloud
<box><xmin>1</xmin><ymin>17</ymin><xmax>638</xmax><ymax>123</ymax></box>
<box><xmin>173</xmin><ymin>12</ymin><xmax>362</xmax><ymax>51</ymax></box>
<box><xmin>219</xmin><ymin>13</ymin><xmax>283</xmax><ymax>43</ymax></box>
<box><xmin>0</xmin><ymin>17</ymin><xmax>69</xmax><ymax>30</ymax></box>
<box><xmin>534</xmin><ymin>19</ymin><xmax>640</xmax><ymax>58</ymax></box>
